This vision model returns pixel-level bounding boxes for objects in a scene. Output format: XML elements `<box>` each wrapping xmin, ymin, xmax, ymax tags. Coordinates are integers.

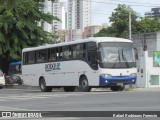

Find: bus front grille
<box><xmin>111</xmin><ymin>80</ymin><xmax>128</xmax><ymax>83</ymax></box>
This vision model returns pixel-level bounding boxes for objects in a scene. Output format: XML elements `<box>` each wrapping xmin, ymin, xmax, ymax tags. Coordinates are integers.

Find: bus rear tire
<box><xmin>79</xmin><ymin>76</ymin><xmax>91</xmax><ymax>92</ymax></box>
<box><xmin>39</xmin><ymin>78</ymin><xmax>52</xmax><ymax>92</ymax></box>
<box><xmin>63</xmin><ymin>86</ymin><xmax>75</xmax><ymax>92</ymax></box>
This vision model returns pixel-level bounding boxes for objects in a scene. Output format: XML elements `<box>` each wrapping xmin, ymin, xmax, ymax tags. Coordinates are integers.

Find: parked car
<box><xmin>0</xmin><ymin>69</ymin><xmax>5</xmax><ymax>89</ymax></box>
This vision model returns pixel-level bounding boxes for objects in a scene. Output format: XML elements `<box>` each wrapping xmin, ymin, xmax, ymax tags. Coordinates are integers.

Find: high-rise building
<box><xmin>41</xmin><ymin>0</ymin><xmax>66</xmax><ymax>32</ymax></box>
<box><xmin>145</xmin><ymin>8</ymin><xmax>160</xmax><ymax>19</ymax></box>
<box><xmin>52</xmin><ymin>2</ymin><xmax>66</xmax><ymax>31</ymax></box>
<box><xmin>67</xmin><ymin>0</ymin><xmax>91</xmax><ymax>30</ymax></box>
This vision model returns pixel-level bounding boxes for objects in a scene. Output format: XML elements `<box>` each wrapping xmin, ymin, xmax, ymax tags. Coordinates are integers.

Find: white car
<box><xmin>0</xmin><ymin>70</ymin><xmax>5</xmax><ymax>89</ymax></box>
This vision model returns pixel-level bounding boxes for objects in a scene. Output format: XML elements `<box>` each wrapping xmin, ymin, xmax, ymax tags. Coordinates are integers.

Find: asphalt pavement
<box><xmin>4</xmin><ymin>84</ymin><xmax>160</xmax><ymax>92</ymax></box>
<box><xmin>1</xmin><ymin>86</ymin><xmax>160</xmax><ymax>120</ymax></box>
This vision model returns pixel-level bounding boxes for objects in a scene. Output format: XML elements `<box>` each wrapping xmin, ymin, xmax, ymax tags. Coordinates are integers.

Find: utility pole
<box><xmin>129</xmin><ymin>9</ymin><xmax>132</xmax><ymax>40</ymax></box>
<box><xmin>51</xmin><ymin>1</ymin><xmax>55</xmax><ymax>42</ymax></box>
<box><xmin>143</xmin><ymin>31</ymin><xmax>147</xmax><ymax>51</ymax></box>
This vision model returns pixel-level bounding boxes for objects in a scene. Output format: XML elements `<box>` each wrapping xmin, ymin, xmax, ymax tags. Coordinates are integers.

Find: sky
<box><xmin>60</xmin><ymin>0</ymin><xmax>159</xmax><ymax>26</ymax></box>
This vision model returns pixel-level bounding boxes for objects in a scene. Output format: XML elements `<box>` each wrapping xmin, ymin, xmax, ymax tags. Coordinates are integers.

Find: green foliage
<box><xmin>136</xmin><ymin>18</ymin><xmax>160</xmax><ymax>33</ymax></box>
<box><xmin>0</xmin><ymin>0</ymin><xmax>59</xmax><ymax>60</ymax></box>
<box><xmin>95</xmin><ymin>4</ymin><xmax>138</xmax><ymax>38</ymax></box>
<box><xmin>95</xmin><ymin>4</ymin><xmax>160</xmax><ymax>38</ymax></box>
<box><xmin>94</xmin><ymin>27</ymin><xmax>116</xmax><ymax>37</ymax></box>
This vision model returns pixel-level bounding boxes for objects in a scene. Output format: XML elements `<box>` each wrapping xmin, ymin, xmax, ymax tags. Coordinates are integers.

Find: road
<box><xmin>0</xmin><ymin>87</ymin><xmax>160</xmax><ymax>120</ymax></box>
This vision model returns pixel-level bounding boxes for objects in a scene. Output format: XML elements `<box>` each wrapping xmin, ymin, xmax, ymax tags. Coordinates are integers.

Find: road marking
<box><xmin>0</xmin><ymin>91</ymin><xmax>118</xmax><ymax>102</ymax></box>
<box><xmin>0</xmin><ymin>105</ymin><xmax>37</xmax><ymax>111</ymax></box>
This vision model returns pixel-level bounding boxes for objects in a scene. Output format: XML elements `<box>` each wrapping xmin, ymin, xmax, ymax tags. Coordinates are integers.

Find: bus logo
<box><xmin>45</xmin><ymin>63</ymin><xmax>60</xmax><ymax>71</ymax></box>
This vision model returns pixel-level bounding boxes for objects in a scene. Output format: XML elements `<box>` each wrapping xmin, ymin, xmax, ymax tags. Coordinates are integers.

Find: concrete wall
<box><xmin>147</xmin><ymin>57</ymin><xmax>160</xmax><ymax>87</ymax></box>
<box><xmin>133</xmin><ymin>32</ymin><xmax>160</xmax><ymax>88</ymax></box>
<box><xmin>132</xmin><ymin>32</ymin><xmax>157</xmax><ymax>57</ymax></box>
<box><xmin>156</xmin><ymin>32</ymin><xmax>160</xmax><ymax>50</ymax></box>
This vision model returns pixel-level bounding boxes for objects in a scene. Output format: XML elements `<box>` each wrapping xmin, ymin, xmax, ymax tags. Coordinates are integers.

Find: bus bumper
<box><xmin>99</xmin><ymin>76</ymin><xmax>137</xmax><ymax>86</ymax></box>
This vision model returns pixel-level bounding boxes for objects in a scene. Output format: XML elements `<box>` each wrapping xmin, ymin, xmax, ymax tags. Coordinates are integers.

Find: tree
<box><xmin>94</xmin><ymin>4</ymin><xmax>139</xmax><ymax>38</ymax></box>
<box><xmin>136</xmin><ymin>18</ymin><xmax>160</xmax><ymax>33</ymax></box>
<box><xmin>94</xmin><ymin>27</ymin><xmax>116</xmax><ymax>37</ymax></box>
<box><xmin>0</xmin><ymin>0</ymin><xmax>59</xmax><ymax>72</ymax></box>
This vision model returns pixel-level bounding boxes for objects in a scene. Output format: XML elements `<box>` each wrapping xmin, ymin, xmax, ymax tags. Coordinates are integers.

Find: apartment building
<box><xmin>67</xmin><ymin>0</ymin><xmax>91</xmax><ymax>30</ymax></box>
<box><xmin>42</xmin><ymin>0</ymin><xmax>66</xmax><ymax>32</ymax></box>
<box><xmin>145</xmin><ymin>8</ymin><xmax>160</xmax><ymax>19</ymax></box>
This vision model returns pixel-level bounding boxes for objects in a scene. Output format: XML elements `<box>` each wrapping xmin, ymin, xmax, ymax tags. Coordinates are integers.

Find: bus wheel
<box><xmin>110</xmin><ymin>86</ymin><xmax>124</xmax><ymax>91</ymax></box>
<box><xmin>39</xmin><ymin>78</ymin><xmax>52</xmax><ymax>92</ymax></box>
<box><xmin>63</xmin><ymin>86</ymin><xmax>75</xmax><ymax>92</ymax></box>
<box><xmin>79</xmin><ymin>76</ymin><xmax>91</xmax><ymax>92</ymax></box>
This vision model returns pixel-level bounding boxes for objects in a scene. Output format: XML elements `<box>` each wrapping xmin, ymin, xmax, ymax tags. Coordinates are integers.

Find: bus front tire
<box><xmin>39</xmin><ymin>78</ymin><xmax>52</xmax><ymax>92</ymax></box>
<box><xmin>79</xmin><ymin>76</ymin><xmax>91</xmax><ymax>92</ymax></box>
<box><xmin>110</xmin><ymin>86</ymin><xmax>125</xmax><ymax>91</ymax></box>
<box><xmin>63</xmin><ymin>86</ymin><xmax>75</xmax><ymax>92</ymax></box>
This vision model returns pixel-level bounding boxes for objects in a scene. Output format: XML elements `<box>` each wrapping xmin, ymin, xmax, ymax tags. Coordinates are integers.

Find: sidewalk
<box><xmin>127</xmin><ymin>87</ymin><xmax>160</xmax><ymax>92</ymax></box>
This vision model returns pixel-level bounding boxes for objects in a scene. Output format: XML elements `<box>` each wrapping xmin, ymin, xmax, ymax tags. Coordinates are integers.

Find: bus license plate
<box><xmin>117</xmin><ymin>83</ymin><xmax>123</xmax><ymax>86</ymax></box>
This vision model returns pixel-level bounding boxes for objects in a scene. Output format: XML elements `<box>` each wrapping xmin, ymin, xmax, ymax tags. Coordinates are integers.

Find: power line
<box><xmin>91</xmin><ymin>0</ymin><xmax>160</xmax><ymax>8</ymax></box>
<box><xmin>45</xmin><ymin>1</ymin><xmax>160</xmax><ymax>17</ymax></box>
<box><xmin>105</xmin><ymin>0</ymin><xmax>160</xmax><ymax>6</ymax></box>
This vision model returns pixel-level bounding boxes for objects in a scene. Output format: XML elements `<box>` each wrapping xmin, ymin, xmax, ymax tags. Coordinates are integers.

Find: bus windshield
<box><xmin>98</xmin><ymin>42</ymin><xmax>136</xmax><ymax>68</ymax></box>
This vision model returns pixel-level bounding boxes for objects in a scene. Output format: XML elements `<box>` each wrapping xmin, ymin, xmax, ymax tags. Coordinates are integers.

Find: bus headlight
<box><xmin>105</xmin><ymin>80</ymin><xmax>108</xmax><ymax>83</ymax></box>
<box><xmin>100</xmin><ymin>74</ymin><xmax>112</xmax><ymax>78</ymax></box>
<box><xmin>130</xmin><ymin>73</ymin><xmax>137</xmax><ymax>77</ymax></box>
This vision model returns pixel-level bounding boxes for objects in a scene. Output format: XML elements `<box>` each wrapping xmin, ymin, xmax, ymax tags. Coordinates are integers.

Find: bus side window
<box><xmin>28</xmin><ymin>51</ymin><xmax>35</xmax><ymax>64</ymax></box>
<box><xmin>23</xmin><ymin>52</ymin><xmax>28</xmax><ymax>65</ymax></box>
<box><xmin>41</xmin><ymin>50</ymin><xmax>48</xmax><ymax>62</ymax></box>
<box><xmin>62</xmin><ymin>46</ymin><xmax>71</xmax><ymax>60</ymax></box>
<box><xmin>58</xmin><ymin>47</ymin><xmax>63</xmax><ymax>61</ymax></box>
<box><xmin>73</xmin><ymin>44</ymin><xmax>85</xmax><ymax>60</ymax></box>
<box><xmin>49</xmin><ymin>48</ymin><xmax>58</xmax><ymax>61</ymax></box>
<box><xmin>36</xmin><ymin>49</ymin><xmax>48</xmax><ymax>63</ymax></box>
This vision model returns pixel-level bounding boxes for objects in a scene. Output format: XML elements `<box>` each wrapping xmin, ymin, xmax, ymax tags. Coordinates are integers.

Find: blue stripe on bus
<box><xmin>99</xmin><ymin>76</ymin><xmax>137</xmax><ymax>86</ymax></box>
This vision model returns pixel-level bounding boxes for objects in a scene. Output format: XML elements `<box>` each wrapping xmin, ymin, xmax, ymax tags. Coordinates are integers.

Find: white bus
<box><xmin>22</xmin><ymin>37</ymin><xmax>137</xmax><ymax>92</ymax></box>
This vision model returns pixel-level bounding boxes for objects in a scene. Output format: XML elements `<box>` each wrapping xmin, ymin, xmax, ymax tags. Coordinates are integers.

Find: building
<box><xmin>84</xmin><ymin>25</ymin><xmax>108</xmax><ymax>38</ymax></box>
<box><xmin>65</xmin><ymin>29</ymin><xmax>84</xmax><ymax>41</ymax></box>
<box><xmin>67</xmin><ymin>0</ymin><xmax>91</xmax><ymax>30</ymax></box>
<box><xmin>41</xmin><ymin>0</ymin><xmax>67</xmax><ymax>32</ymax></box>
<box><xmin>145</xmin><ymin>8</ymin><xmax>160</xmax><ymax>19</ymax></box>
<box><xmin>132</xmin><ymin>32</ymin><xmax>160</xmax><ymax>88</ymax></box>
<box><xmin>52</xmin><ymin>2</ymin><xmax>66</xmax><ymax>31</ymax></box>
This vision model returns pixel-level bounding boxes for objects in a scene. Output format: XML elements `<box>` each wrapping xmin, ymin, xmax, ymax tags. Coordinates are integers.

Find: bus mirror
<box><xmin>134</xmin><ymin>48</ymin><xmax>138</xmax><ymax>60</ymax></box>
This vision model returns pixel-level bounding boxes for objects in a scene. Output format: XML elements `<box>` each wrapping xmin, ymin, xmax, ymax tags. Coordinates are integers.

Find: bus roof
<box><xmin>22</xmin><ymin>37</ymin><xmax>133</xmax><ymax>52</ymax></box>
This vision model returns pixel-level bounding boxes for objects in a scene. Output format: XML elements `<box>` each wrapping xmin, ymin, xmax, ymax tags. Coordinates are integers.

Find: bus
<box><xmin>22</xmin><ymin>37</ymin><xmax>137</xmax><ymax>92</ymax></box>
